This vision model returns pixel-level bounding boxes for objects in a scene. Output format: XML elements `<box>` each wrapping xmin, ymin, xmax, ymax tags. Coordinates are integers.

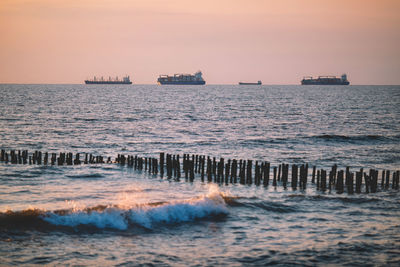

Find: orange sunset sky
<box><xmin>0</xmin><ymin>0</ymin><xmax>399</xmax><ymax>84</ymax></box>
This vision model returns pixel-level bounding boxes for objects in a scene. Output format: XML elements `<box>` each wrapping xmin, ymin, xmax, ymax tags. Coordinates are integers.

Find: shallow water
<box><xmin>0</xmin><ymin>84</ymin><xmax>399</xmax><ymax>266</ymax></box>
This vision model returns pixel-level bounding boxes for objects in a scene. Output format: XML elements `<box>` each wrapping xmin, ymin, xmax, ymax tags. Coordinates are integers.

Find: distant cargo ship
<box><xmin>239</xmin><ymin>81</ymin><xmax>262</xmax><ymax>85</ymax></box>
<box><xmin>85</xmin><ymin>76</ymin><xmax>132</xmax><ymax>84</ymax></box>
<box><xmin>157</xmin><ymin>71</ymin><xmax>205</xmax><ymax>85</ymax></box>
<box><xmin>301</xmin><ymin>74</ymin><xmax>349</xmax><ymax>85</ymax></box>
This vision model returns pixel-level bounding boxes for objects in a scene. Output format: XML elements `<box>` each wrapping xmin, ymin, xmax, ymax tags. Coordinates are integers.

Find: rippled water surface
<box><xmin>0</xmin><ymin>84</ymin><xmax>399</xmax><ymax>266</ymax></box>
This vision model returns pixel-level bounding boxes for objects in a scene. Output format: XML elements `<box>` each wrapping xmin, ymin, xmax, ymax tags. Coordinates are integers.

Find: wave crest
<box><xmin>1</xmin><ymin>191</ymin><xmax>229</xmax><ymax>232</ymax></box>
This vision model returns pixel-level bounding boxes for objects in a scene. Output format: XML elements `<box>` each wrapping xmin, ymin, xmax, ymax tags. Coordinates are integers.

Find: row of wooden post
<box><xmin>1</xmin><ymin>149</ymin><xmax>399</xmax><ymax>193</ymax></box>
<box><xmin>0</xmin><ymin>149</ymin><xmax>104</xmax><ymax>166</ymax></box>
<box><xmin>146</xmin><ymin>153</ymin><xmax>399</xmax><ymax>193</ymax></box>
<box><xmin>115</xmin><ymin>154</ymin><xmax>159</xmax><ymax>175</ymax></box>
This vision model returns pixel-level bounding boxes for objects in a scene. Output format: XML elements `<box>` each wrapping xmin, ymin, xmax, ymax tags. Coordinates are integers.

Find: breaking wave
<box><xmin>0</xmin><ymin>190</ymin><xmax>229</xmax><ymax>232</ymax></box>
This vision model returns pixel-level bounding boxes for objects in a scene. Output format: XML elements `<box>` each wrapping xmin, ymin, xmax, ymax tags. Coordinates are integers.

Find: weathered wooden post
<box><xmin>355</xmin><ymin>170</ymin><xmax>362</xmax><ymax>193</ymax></box>
<box><xmin>336</xmin><ymin>170</ymin><xmax>344</xmax><ymax>194</ymax></box>
<box><xmin>217</xmin><ymin>159</ymin><xmax>222</xmax><ymax>183</ymax></box>
<box><xmin>230</xmin><ymin>159</ymin><xmax>235</xmax><ymax>183</ymax></box>
<box><xmin>348</xmin><ymin>172</ymin><xmax>354</xmax><ymax>194</ymax></box>
<box><xmin>167</xmin><ymin>154</ymin><xmax>172</xmax><ymax>179</ymax></box>
<box><xmin>282</xmin><ymin>164</ymin><xmax>288</xmax><ymax>188</ymax></box>
<box><xmin>312</xmin><ymin>166</ymin><xmax>316</xmax><ymax>184</ymax></box>
<box><xmin>263</xmin><ymin>162</ymin><xmax>270</xmax><ymax>186</ymax></box>
<box><xmin>291</xmin><ymin>164</ymin><xmax>298</xmax><ymax>190</ymax></box>
<box><xmin>50</xmin><ymin>153</ymin><xmax>55</xmax><ymax>165</ymax></box>
<box><xmin>239</xmin><ymin>160</ymin><xmax>244</xmax><ymax>184</ymax></box>
<box><xmin>273</xmin><ymin>166</ymin><xmax>277</xmax><ymax>186</ymax></box>
<box><xmin>300</xmin><ymin>164</ymin><xmax>307</xmax><ymax>189</ymax></box>
<box><xmin>159</xmin><ymin>152</ymin><xmax>164</xmax><ymax>177</ymax></box>
<box><xmin>226</xmin><ymin>159</ymin><xmax>230</xmax><ymax>184</ymax></box>
<box><xmin>194</xmin><ymin>155</ymin><xmax>198</xmax><ymax>173</ymax></box>
<box><xmin>200</xmin><ymin>156</ymin><xmax>204</xmax><ymax>181</ymax></box>
<box><xmin>234</xmin><ymin>159</ymin><xmax>239</xmax><ymax>183</ymax></box>
<box><xmin>212</xmin><ymin>157</ymin><xmax>217</xmax><ymax>182</ymax></box>
<box><xmin>182</xmin><ymin>154</ymin><xmax>185</xmax><ymax>176</ymax></box>
<box><xmin>246</xmin><ymin>160</ymin><xmax>252</xmax><ymax>185</ymax></box>
<box><xmin>207</xmin><ymin>156</ymin><xmax>212</xmax><ymax>182</ymax></box>
<box><xmin>23</xmin><ymin>150</ymin><xmax>28</xmax><ymax>164</ymax></box>
<box><xmin>219</xmin><ymin>158</ymin><xmax>224</xmax><ymax>183</ymax></box>
<box><xmin>74</xmin><ymin>153</ymin><xmax>80</xmax><ymax>165</ymax></box>
<box><xmin>176</xmin><ymin>155</ymin><xmax>180</xmax><ymax>179</ymax></box>
<box><xmin>254</xmin><ymin>161</ymin><xmax>260</xmax><ymax>186</ymax></box>
<box><xmin>370</xmin><ymin>169</ymin><xmax>378</xmax><ymax>193</ymax></box>
<box><xmin>68</xmin><ymin>152</ymin><xmax>73</xmax><ymax>165</ymax></box>
<box><xmin>43</xmin><ymin>152</ymin><xmax>48</xmax><ymax>165</ymax></box>
<box><xmin>182</xmin><ymin>154</ymin><xmax>187</xmax><ymax>179</ymax></box>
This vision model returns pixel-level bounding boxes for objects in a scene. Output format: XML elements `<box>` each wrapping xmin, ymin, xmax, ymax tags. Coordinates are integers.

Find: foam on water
<box><xmin>42</xmin><ymin>186</ymin><xmax>228</xmax><ymax>230</ymax></box>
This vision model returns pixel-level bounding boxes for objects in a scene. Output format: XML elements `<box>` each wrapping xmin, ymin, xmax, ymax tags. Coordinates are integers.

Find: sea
<box><xmin>0</xmin><ymin>84</ymin><xmax>399</xmax><ymax>266</ymax></box>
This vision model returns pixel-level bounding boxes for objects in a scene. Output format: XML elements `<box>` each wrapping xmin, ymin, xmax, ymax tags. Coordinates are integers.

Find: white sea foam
<box><xmin>128</xmin><ymin>190</ymin><xmax>228</xmax><ymax>228</ymax></box>
<box><xmin>42</xmin><ymin>188</ymin><xmax>228</xmax><ymax>230</ymax></box>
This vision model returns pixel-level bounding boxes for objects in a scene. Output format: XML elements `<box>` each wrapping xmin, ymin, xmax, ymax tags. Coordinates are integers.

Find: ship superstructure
<box><xmin>301</xmin><ymin>74</ymin><xmax>349</xmax><ymax>85</ymax></box>
<box><xmin>157</xmin><ymin>71</ymin><xmax>205</xmax><ymax>85</ymax></box>
<box><xmin>85</xmin><ymin>75</ymin><xmax>132</xmax><ymax>84</ymax></box>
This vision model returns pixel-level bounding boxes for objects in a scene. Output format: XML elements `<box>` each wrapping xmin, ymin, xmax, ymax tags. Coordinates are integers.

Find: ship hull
<box><xmin>239</xmin><ymin>82</ymin><xmax>262</xmax><ymax>85</ymax></box>
<box><xmin>301</xmin><ymin>80</ymin><xmax>349</xmax><ymax>85</ymax></box>
<box><xmin>158</xmin><ymin>80</ymin><xmax>205</xmax><ymax>85</ymax></box>
<box><xmin>85</xmin><ymin>81</ymin><xmax>132</xmax><ymax>84</ymax></box>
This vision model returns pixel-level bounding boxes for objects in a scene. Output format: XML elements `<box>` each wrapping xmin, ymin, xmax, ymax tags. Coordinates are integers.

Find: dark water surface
<box><xmin>0</xmin><ymin>84</ymin><xmax>399</xmax><ymax>266</ymax></box>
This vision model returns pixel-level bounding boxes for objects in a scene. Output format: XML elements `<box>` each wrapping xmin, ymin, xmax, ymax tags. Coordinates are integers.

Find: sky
<box><xmin>0</xmin><ymin>0</ymin><xmax>399</xmax><ymax>84</ymax></box>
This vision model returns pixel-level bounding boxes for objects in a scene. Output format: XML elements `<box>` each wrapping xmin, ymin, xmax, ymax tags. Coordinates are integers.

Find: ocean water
<box><xmin>0</xmin><ymin>84</ymin><xmax>399</xmax><ymax>266</ymax></box>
